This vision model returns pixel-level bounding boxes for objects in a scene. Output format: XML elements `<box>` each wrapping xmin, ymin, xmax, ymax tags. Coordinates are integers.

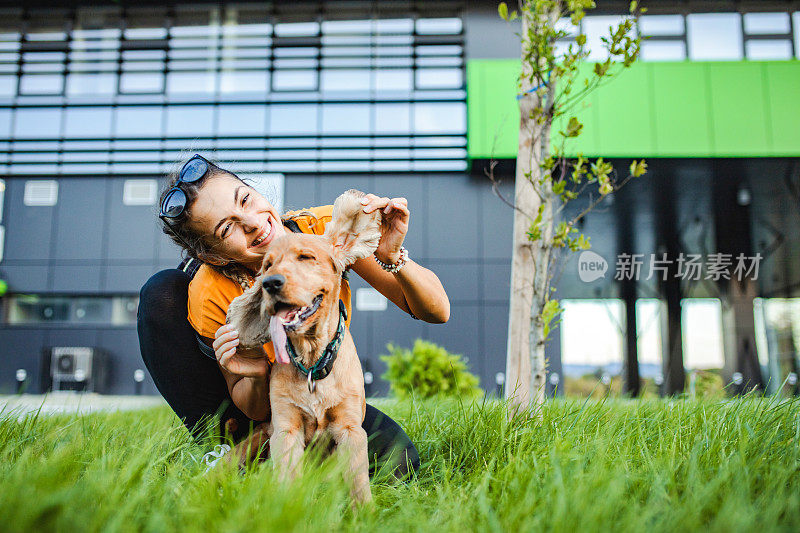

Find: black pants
<box><xmin>137</xmin><ymin>268</ymin><xmax>419</xmax><ymax>477</ymax></box>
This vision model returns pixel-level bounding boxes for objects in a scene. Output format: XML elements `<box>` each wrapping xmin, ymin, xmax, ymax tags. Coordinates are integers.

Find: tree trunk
<box><xmin>505</xmin><ymin>7</ymin><xmax>559</xmax><ymax>411</ymax></box>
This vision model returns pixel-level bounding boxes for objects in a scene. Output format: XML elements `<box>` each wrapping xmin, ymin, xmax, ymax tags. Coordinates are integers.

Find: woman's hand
<box><xmin>213</xmin><ymin>324</ymin><xmax>268</xmax><ymax>379</ymax></box>
<box><xmin>360</xmin><ymin>194</ymin><xmax>409</xmax><ymax>264</ymax></box>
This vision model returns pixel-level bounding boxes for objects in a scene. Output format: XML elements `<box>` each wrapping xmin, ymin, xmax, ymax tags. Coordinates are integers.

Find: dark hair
<box><xmin>158</xmin><ymin>158</ymin><xmax>256</xmax><ymax>289</ymax></box>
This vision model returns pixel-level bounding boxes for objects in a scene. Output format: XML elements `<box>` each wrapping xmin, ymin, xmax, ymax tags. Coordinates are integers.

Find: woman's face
<box><xmin>188</xmin><ymin>173</ymin><xmax>286</xmax><ymax>271</ymax></box>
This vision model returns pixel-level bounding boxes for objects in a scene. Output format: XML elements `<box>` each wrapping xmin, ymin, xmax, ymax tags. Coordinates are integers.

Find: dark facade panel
<box><xmin>97</xmin><ymin>328</ymin><xmax>158</xmax><ymax>395</ymax></box>
<box><xmin>481</xmin><ymin>303</ymin><xmax>509</xmax><ymax>391</ymax></box>
<box><xmin>482</xmin><ymin>260</ymin><xmax>511</xmax><ymax>303</ymax></box>
<box><xmin>50</xmin><ymin>265</ymin><xmax>103</xmax><ymax>293</ymax></box>
<box><xmin>103</xmin><ymin>264</ymin><xmax>158</xmax><ymax>293</ymax></box>
<box><xmin>0</xmin><ymin>328</ymin><xmax>48</xmax><ymax>394</ymax></box>
<box><xmin>105</xmin><ymin>179</ymin><xmax>159</xmax><ymax>262</ymax></box>
<box><xmin>372</xmin><ymin>175</ymin><xmax>427</xmax><ymax>258</ymax></box>
<box><xmin>0</xmin><ymin>265</ymin><xmax>50</xmax><ymax>292</ymax></box>
<box><xmin>480</xmin><ymin>178</ymin><xmax>514</xmax><ymax>260</ymax></box>
<box><xmin>283</xmin><ymin>175</ymin><xmax>319</xmax><ymax>213</ymax></box>
<box><xmin>425</xmin><ymin>303</ymin><xmax>482</xmax><ymax>373</ymax></box>
<box><xmin>3</xmin><ymin>179</ymin><xmax>56</xmax><ymax>262</ymax></box>
<box><xmin>426</xmin><ymin>260</ymin><xmax>480</xmax><ymax>303</ymax></box>
<box><xmin>318</xmin><ymin>176</ymin><xmax>374</xmax><ymax>210</ymax></box>
<box><xmin>426</xmin><ymin>174</ymin><xmax>481</xmax><ymax>260</ymax></box>
<box><xmin>53</xmin><ymin>178</ymin><xmax>108</xmax><ymax>262</ymax></box>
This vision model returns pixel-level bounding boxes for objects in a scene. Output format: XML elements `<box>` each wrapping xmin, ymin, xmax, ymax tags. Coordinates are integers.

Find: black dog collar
<box><xmin>284</xmin><ymin>299</ymin><xmax>347</xmax><ymax>393</ymax></box>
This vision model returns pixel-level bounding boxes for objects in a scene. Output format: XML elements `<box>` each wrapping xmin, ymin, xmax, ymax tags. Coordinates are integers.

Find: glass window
<box><xmin>6</xmin><ymin>295</ymin><xmax>70</xmax><ymax>323</ymax></box>
<box><xmin>640</xmin><ymin>41</ymin><xmax>687</xmax><ymax>61</ymax></box>
<box><xmin>375</xmin><ymin>18</ymin><xmax>413</xmax><ymax>34</ymax></box>
<box><xmin>165</xmin><ymin>105</ymin><xmax>215</xmax><ymax>137</ymax></box>
<box><xmin>555</xmin><ymin>17</ymin><xmax>579</xmax><ymax>37</ymax></box>
<box><xmin>682</xmin><ymin>298</ymin><xmax>725</xmax><ymax>369</ymax></box>
<box><xmin>269</xmin><ymin>104</ymin><xmax>317</xmax><ymax>135</ymax></box>
<box><xmin>743</xmin><ymin>12</ymin><xmax>790</xmax><ymax>35</ymax></box>
<box><xmin>218</xmin><ymin>105</ymin><xmax>267</xmax><ymax>135</ymax></box>
<box><xmin>123</xmin><ymin>179</ymin><xmax>158</xmax><ymax>205</ymax></box>
<box><xmin>375</xmin><ymin>104</ymin><xmax>410</xmax><ymax>133</ymax></box>
<box><xmin>413</xmin><ymin>103</ymin><xmax>465</xmax><ymax>134</ymax></box>
<box><xmin>274</xmin><ymin>22</ymin><xmax>319</xmax><ymax>37</ymax></box>
<box><xmin>72</xmin><ymin>298</ymin><xmax>110</xmax><ymax>323</ymax></box>
<box><xmin>0</xmin><ymin>225</ymin><xmax>4</xmax><ymax>263</ymax></box>
<box><xmin>416</xmin><ymin>68</ymin><xmax>462</xmax><ymax>89</ymax></box>
<box><xmin>64</xmin><ymin>107</ymin><xmax>113</xmax><ymax>138</ymax></box>
<box><xmin>272</xmin><ymin>70</ymin><xmax>317</xmax><ymax>91</ymax></box>
<box><xmin>0</xmin><ymin>178</ymin><xmax>5</xmax><ymax>222</ymax></box>
<box><xmin>374</xmin><ymin>69</ymin><xmax>412</xmax><ymax>91</ymax></box>
<box><xmin>321</xmin><ymin>69</ymin><xmax>370</xmax><ymax>92</ymax></box>
<box><xmin>0</xmin><ymin>109</ymin><xmax>11</xmax><ymax>137</ymax></box>
<box><xmin>114</xmin><ymin>106</ymin><xmax>163</xmax><ymax>138</ymax></box>
<box><xmin>415</xmin><ymin>18</ymin><xmax>462</xmax><ymax>35</ymax></box>
<box><xmin>583</xmin><ymin>15</ymin><xmax>632</xmax><ymax>62</ymax></box>
<box><xmin>124</xmin><ymin>27</ymin><xmax>168</xmax><ymax>40</ymax></box>
<box><xmin>3</xmin><ymin>295</ymin><xmax>121</xmax><ymax>324</ymax></box>
<box><xmin>66</xmin><ymin>73</ymin><xmax>117</xmax><ymax>95</ymax></box>
<box><xmin>166</xmin><ymin>71</ymin><xmax>216</xmax><ymax>94</ymax></box>
<box><xmin>23</xmin><ymin>180</ymin><xmax>58</xmax><ymax>206</ymax></box>
<box><xmin>19</xmin><ymin>74</ymin><xmax>64</xmax><ymax>95</ymax></box>
<box><xmin>321</xmin><ymin>104</ymin><xmax>370</xmax><ymax>134</ymax></box>
<box><xmin>687</xmin><ymin>13</ymin><xmax>743</xmax><ymax>61</ymax></box>
<box><xmin>14</xmin><ymin>108</ymin><xmax>63</xmax><ymax>138</ymax></box>
<box><xmin>322</xmin><ymin>20</ymin><xmax>372</xmax><ymax>34</ymax></box>
<box><xmin>639</xmin><ymin>15</ymin><xmax>685</xmax><ymax>36</ymax></box>
<box><xmin>111</xmin><ymin>297</ymin><xmax>139</xmax><ymax>325</ymax></box>
<box><xmin>220</xmin><ymin>70</ymin><xmax>269</xmax><ymax>93</ymax></box>
<box><xmin>0</xmin><ymin>75</ymin><xmax>15</xmax><ymax>96</ymax></box>
<box><xmin>561</xmin><ymin>299</ymin><xmax>624</xmax><ymax>371</ymax></box>
<box><xmin>120</xmin><ymin>72</ymin><xmax>164</xmax><ymax>93</ymax></box>
<box><xmin>746</xmin><ymin>40</ymin><xmax>793</xmax><ymax>60</ymax></box>
<box><xmin>794</xmin><ymin>12</ymin><xmax>800</xmax><ymax>58</ymax></box>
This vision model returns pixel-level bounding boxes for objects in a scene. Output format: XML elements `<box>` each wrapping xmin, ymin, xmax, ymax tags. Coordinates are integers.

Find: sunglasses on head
<box><xmin>159</xmin><ymin>154</ymin><xmax>212</xmax><ymax>222</ymax></box>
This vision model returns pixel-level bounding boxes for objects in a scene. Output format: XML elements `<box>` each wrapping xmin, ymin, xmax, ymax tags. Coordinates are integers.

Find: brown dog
<box><xmin>226</xmin><ymin>189</ymin><xmax>380</xmax><ymax>504</ymax></box>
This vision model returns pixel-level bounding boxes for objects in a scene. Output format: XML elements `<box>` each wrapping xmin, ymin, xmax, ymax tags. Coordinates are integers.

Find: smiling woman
<box><xmin>138</xmin><ymin>154</ymin><xmax>449</xmax><ymax>476</ymax></box>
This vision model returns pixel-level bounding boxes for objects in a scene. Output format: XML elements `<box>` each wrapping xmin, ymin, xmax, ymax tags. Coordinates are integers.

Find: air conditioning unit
<box><xmin>43</xmin><ymin>347</ymin><xmax>109</xmax><ymax>393</ymax></box>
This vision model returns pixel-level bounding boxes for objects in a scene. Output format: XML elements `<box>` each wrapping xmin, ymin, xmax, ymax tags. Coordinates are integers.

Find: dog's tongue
<box><xmin>269</xmin><ymin>315</ymin><xmax>291</xmax><ymax>364</ymax></box>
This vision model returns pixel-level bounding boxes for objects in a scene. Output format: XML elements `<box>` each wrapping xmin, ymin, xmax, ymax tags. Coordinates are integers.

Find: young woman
<box><xmin>137</xmin><ymin>154</ymin><xmax>449</xmax><ymax>476</ymax></box>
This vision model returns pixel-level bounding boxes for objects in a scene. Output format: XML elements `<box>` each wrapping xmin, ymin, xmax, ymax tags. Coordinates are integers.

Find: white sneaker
<box><xmin>202</xmin><ymin>444</ymin><xmax>231</xmax><ymax>474</ymax></box>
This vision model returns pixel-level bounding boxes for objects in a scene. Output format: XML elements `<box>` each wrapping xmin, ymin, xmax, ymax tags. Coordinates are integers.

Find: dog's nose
<box><xmin>262</xmin><ymin>274</ymin><xmax>286</xmax><ymax>294</ymax></box>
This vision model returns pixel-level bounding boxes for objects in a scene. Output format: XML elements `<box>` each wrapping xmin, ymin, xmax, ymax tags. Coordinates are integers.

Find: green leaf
<box><xmin>564</xmin><ymin>116</ymin><xmax>583</xmax><ymax>138</ymax></box>
<box><xmin>498</xmin><ymin>2</ymin><xmax>508</xmax><ymax>21</ymax></box>
<box><xmin>629</xmin><ymin>159</ymin><xmax>648</xmax><ymax>177</ymax></box>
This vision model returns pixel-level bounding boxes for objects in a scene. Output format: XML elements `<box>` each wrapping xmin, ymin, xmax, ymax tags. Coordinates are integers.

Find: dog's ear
<box><xmin>226</xmin><ymin>281</ymin><xmax>270</xmax><ymax>349</ymax></box>
<box><xmin>324</xmin><ymin>189</ymin><xmax>382</xmax><ymax>270</ymax></box>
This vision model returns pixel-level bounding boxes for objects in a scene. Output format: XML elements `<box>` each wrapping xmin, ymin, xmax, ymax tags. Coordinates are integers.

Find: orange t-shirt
<box><xmin>187</xmin><ymin>205</ymin><xmax>352</xmax><ymax>363</ymax></box>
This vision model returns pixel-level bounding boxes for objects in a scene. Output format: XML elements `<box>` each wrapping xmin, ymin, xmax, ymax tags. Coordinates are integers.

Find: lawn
<box><xmin>1</xmin><ymin>397</ymin><xmax>798</xmax><ymax>532</ymax></box>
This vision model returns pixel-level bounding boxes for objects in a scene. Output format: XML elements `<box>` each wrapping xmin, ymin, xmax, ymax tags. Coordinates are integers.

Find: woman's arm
<box><xmin>207</xmin><ymin>328</ymin><xmax>270</xmax><ymax>421</ymax></box>
<box><xmin>351</xmin><ymin>255</ymin><xmax>449</xmax><ymax>323</ymax></box>
<box><xmin>350</xmin><ymin>194</ymin><xmax>450</xmax><ymax>324</ymax></box>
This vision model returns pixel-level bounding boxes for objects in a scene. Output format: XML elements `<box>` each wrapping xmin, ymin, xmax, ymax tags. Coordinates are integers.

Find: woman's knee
<box><xmin>138</xmin><ymin>269</ymin><xmax>190</xmax><ymax>325</ymax></box>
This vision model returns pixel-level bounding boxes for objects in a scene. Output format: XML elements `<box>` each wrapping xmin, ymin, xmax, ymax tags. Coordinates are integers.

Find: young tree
<box><xmin>495</xmin><ymin>0</ymin><xmax>647</xmax><ymax>410</ymax></box>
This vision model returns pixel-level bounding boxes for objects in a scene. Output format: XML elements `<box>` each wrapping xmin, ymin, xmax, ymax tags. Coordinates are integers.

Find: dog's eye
<box><xmin>263</xmin><ymin>261</ymin><xmax>272</xmax><ymax>271</ymax></box>
<box><xmin>298</xmin><ymin>254</ymin><xmax>314</xmax><ymax>261</ymax></box>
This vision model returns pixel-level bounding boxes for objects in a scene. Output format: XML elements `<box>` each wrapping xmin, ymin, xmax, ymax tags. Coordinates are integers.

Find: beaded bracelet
<box><xmin>374</xmin><ymin>247</ymin><xmax>409</xmax><ymax>274</ymax></box>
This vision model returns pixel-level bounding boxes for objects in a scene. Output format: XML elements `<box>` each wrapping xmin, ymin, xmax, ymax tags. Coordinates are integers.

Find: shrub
<box><xmin>380</xmin><ymin>339</ymin><xmax>481</xmax><ymax>399</ymax></box>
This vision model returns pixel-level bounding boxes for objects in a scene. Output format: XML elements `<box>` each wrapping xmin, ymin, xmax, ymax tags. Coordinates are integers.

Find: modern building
<box><xmin>0</xmin><ymin>1</ymin><xmax>798</xmax><ymax>396</ymax></box>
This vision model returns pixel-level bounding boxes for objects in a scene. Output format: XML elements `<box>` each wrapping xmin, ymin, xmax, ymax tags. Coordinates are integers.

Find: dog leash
<box><xmin>284</xmin><ymin>300</ymin><xmax>347</xmax><ymax>393</ymax></box>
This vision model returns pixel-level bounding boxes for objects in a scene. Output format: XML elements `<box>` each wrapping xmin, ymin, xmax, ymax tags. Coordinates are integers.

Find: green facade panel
<box><xmin>467</xmin><ymin>59</ymin><xmax>800</xmax><ymax>159</ymax></box>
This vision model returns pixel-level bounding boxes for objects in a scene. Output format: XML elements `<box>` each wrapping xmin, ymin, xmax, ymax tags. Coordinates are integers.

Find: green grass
<box><xmin>1</xmin><ymin>397</ymin><xmax>799</xmax><ymax>532</ymax></box>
